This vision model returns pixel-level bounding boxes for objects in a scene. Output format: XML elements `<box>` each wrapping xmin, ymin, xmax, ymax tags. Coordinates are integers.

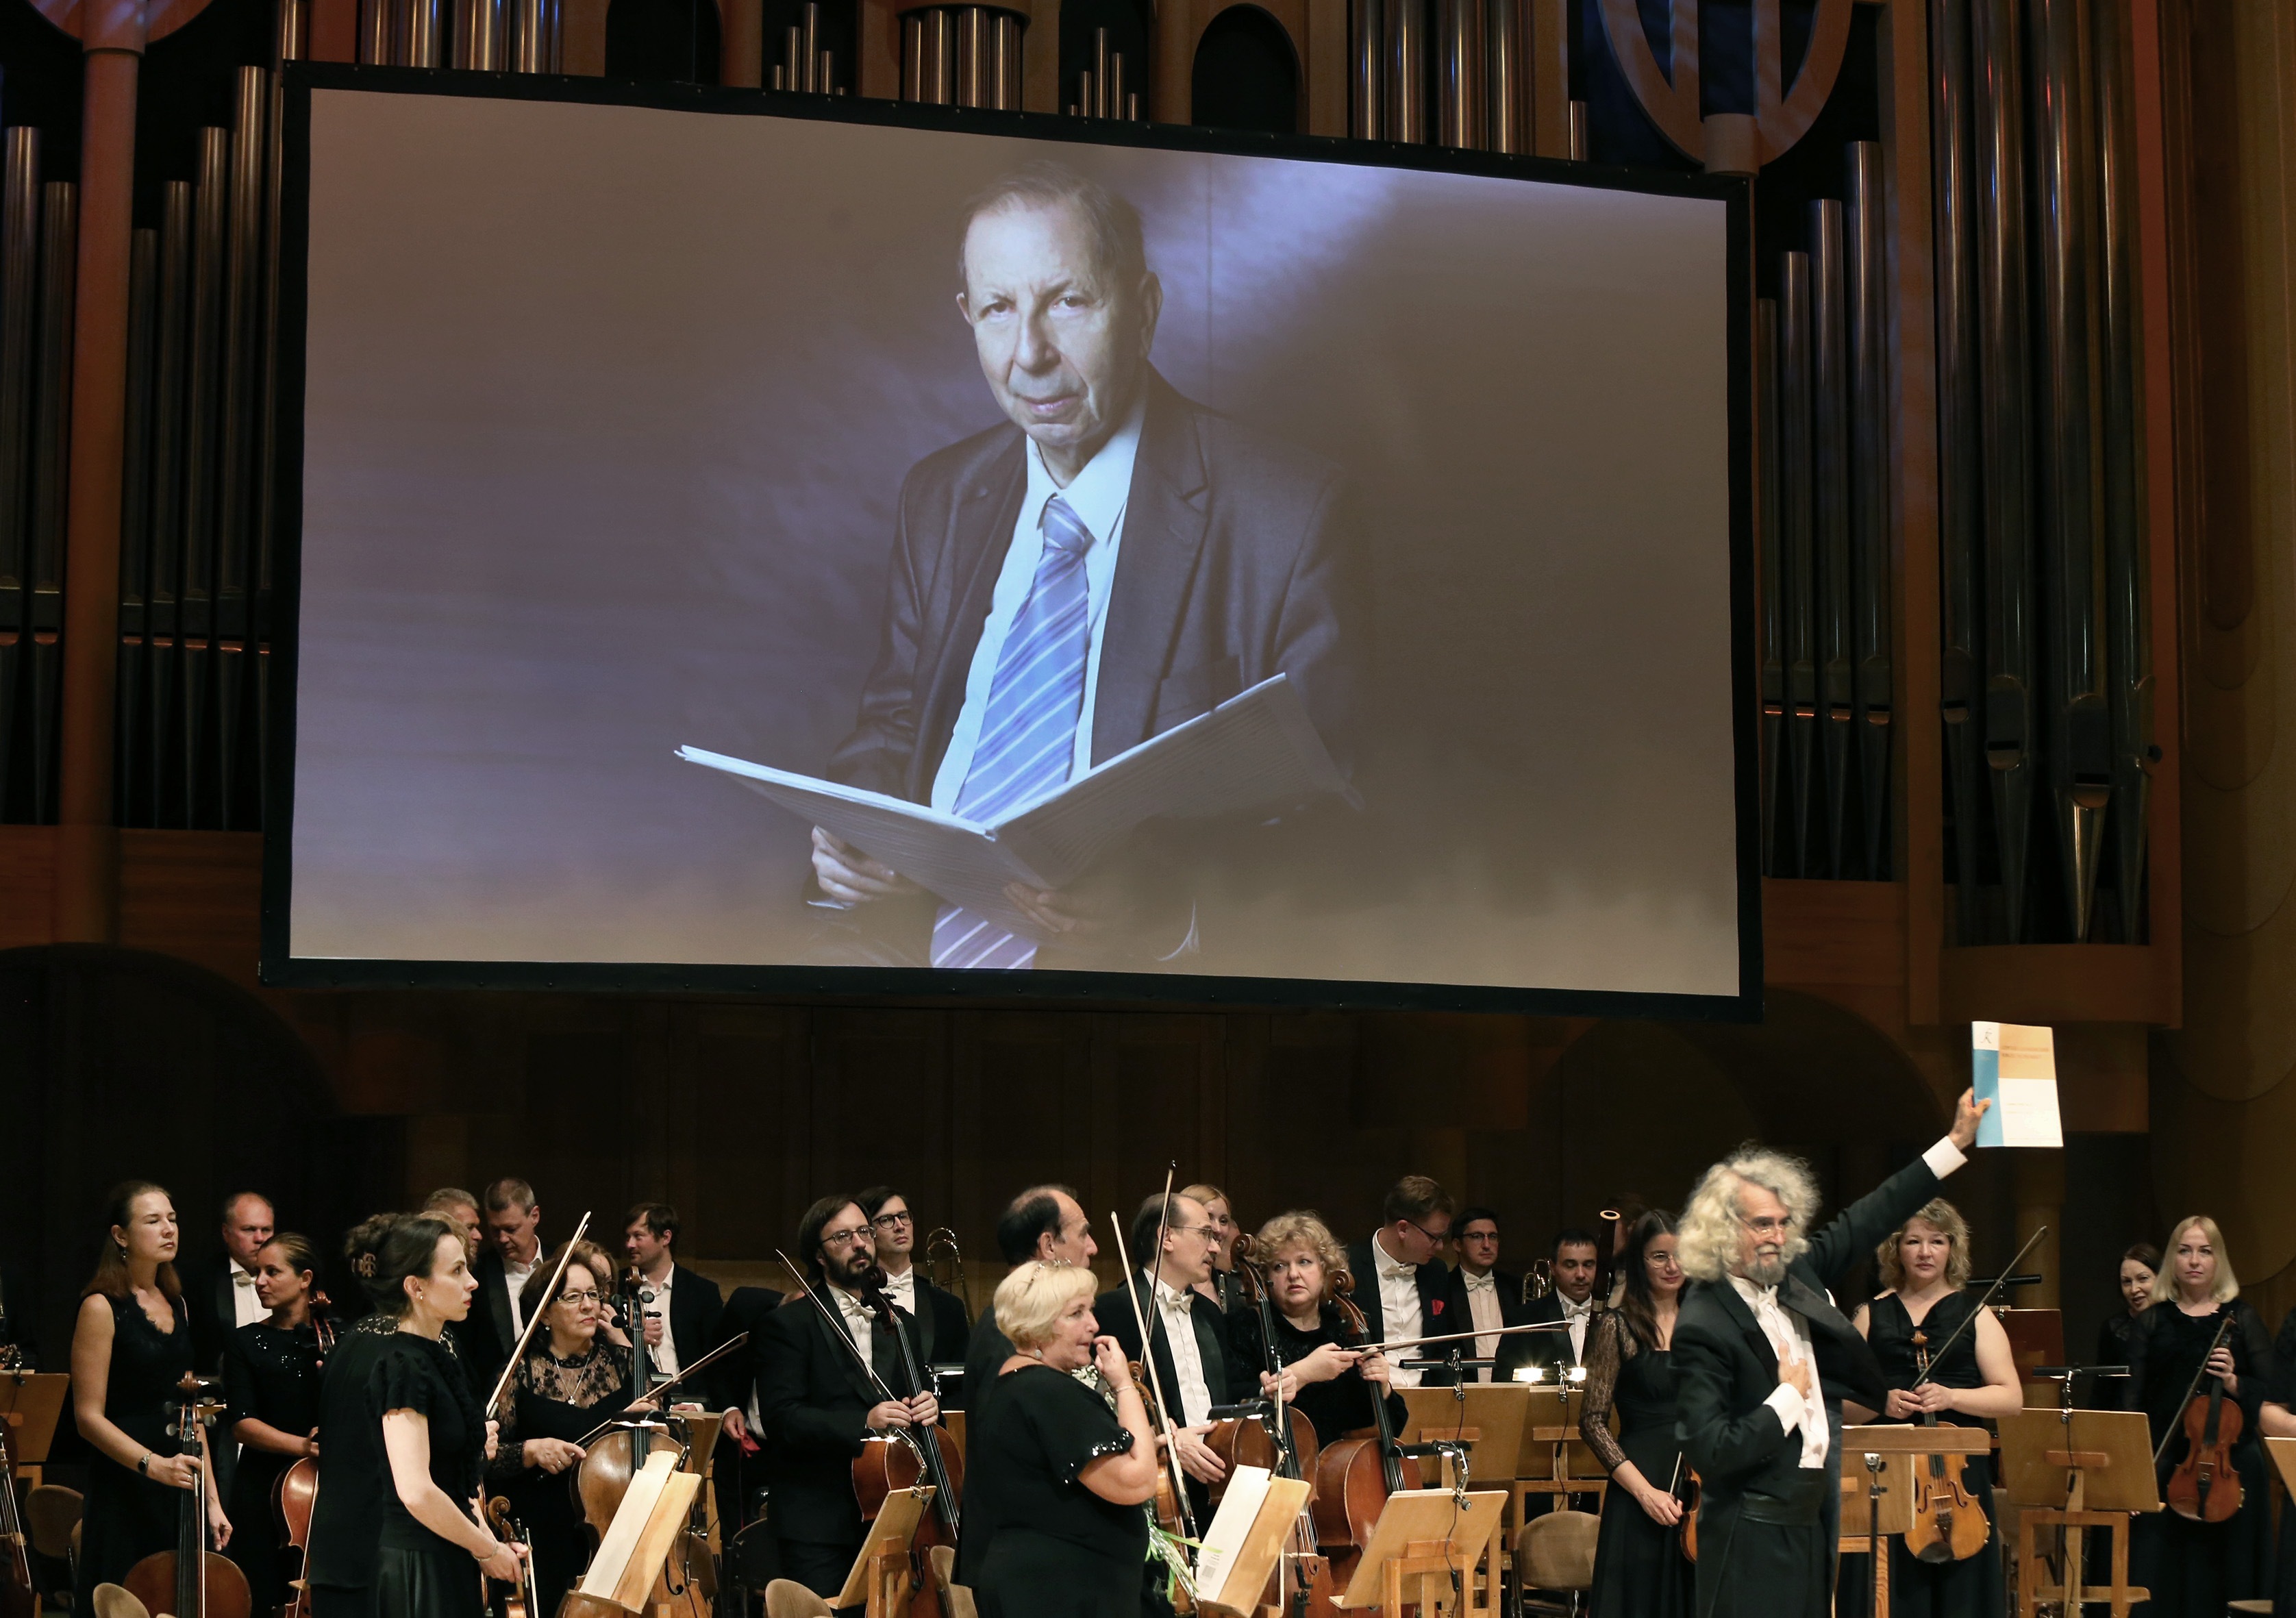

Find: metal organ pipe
<box><xmin>1780</xmin><ymin>251</ymin><xmax>1817</xmax><ymax>877</ymax></box>
<box><xmin>1809</xmin><ymin>199</ymin><xmax>1852</xmax><ymax>879</ymax></box>
<box><xmin>1846</xmin><ymin>142</ymin><xmax>1891</xmax><ymax>878</ymax></box>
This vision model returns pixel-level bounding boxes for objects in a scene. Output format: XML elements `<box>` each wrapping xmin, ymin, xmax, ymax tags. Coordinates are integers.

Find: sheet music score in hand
<box><xmin>677</xmin><ymin>673</ymin><xmax>1354</xmax><ymax>943</ymax></box>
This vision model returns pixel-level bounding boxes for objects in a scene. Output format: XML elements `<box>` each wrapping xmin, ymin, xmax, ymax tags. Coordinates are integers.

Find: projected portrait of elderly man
<box><xmin>808</xmin><ymin>163</ymin><xmax>1361</xmax><ymax>970</ymax></box>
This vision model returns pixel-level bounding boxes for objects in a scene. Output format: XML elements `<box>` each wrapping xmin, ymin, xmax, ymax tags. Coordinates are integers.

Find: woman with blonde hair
<box><xmin>959</xmin><ymin>1261</ymin><xmax>1156</xmax><ymax>1616</ymax></box>
<box><xmin>1843</xmin><ymin>1199</ymin><xmax>2019</xmax><ymax>1618</ymax></box>
<box><xmin>2124</xmin><ymin>1215</ymin><xmax>2272</xmax><ymax>1617</ymax></box>
<box><xmin>1225</xmin><ymin>1211</ymin><xmax>1403</xmax><ymax>1447</ymax></box>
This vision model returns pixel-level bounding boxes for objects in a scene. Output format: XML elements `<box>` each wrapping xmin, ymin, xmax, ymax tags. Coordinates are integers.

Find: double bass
<box><xmin>1215</xmin><ymin>1244</ymin><xmax>1332</xmax><ymax>1618</ymax></box>
<box><xmin>0</xmin><ymin>1387</ymin><xmax>34</xmax><ymax>1618</ymax></box>
<box><xmin>124</xmin><ymin>1375</ymin><xmax>252</xmax><ymax>1618</ymax></box>
<box><xmin>857</xmin><ymin>1269</ymin><xmax>964</xmax><ymax>1618</ymax></box>
<box><xmin>2164</xmin><ymin>1315</ymin><xmax>2244</xmax><ymax>1523</ymax></box>
<box><xmin>1310</xmin><ymin>1280</ymin><xmax>1421</xmax><ymax>1589</ymax></box>
<box><xmin>1900</xmin><ymin>1329</ymin><xmax>1988</xmax><ymax>1561</ymax></box>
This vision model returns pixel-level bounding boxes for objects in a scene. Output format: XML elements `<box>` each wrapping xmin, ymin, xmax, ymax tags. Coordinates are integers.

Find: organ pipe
<box><xmin>1809</xmin><ymin>199</ymin><xmax>1852</xmax><ymax>879</ymax></box>
<box><xmin>117</xmin><ymin>229</ymin><xmax>158</xmax><ymax>824</ymax></box>
<box><xmin>182</xmin><ymin>127</ymin><xmax>227</xmax><ymax>829</ymax></box>
<box><xmin>1757</xmin><ymin>298</ymin><xmax>1784</xmax><ymax>873</ymax></box>
<box><xmin>1351</xmin><ymin>0</ymin><xmax>1382</xmax><ymax>138</ymax></box>
<box><xmin>1931</xmin><ymin>0</ymin><xmax>1983</xmax><ymax>932</ymax></box>
<box><xmin>0</xmin><ymin>128</ymin><xmax>36</xmax><ymax>820</ymax></box>
<box><xmin>1780</xmin><ymin>251</ymin><xmax>1817</xmax><ymax>877</ymax></box>
<box><xmin>1846</xmin><ymin>142</ymin><xmax>1891</xmax><ymax>879</ymax></box>
<box><xmin>218</xmin><ymin>70</ymin><xmax>266</xmax><ymax>831</ymax></box>
<box><xmin>27</xmin><ymin>180</ymin><xmax>73</xmax><ymax>823</ymax></box>
<box><xmin>1437</xmin><ymin>0</ymin><xmax>1484</xmax><ymax>149</ymax></box>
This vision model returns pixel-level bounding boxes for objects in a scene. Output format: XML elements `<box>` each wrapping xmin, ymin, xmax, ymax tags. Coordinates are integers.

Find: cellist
<box><xmin>2123</xmin><ymin>1215</ymin><xmax>2273</xmax><ymax>1618</ymax></box>
<box><xmin>1842</xmin><ymin>1200</ymin><xmax>2018</xmax><ymax>1618</ymax></box>
<box><xmin>1226</xmin><ymin>1213</ymin><xmax>1403</xmax><ymax>1447</ymax></box>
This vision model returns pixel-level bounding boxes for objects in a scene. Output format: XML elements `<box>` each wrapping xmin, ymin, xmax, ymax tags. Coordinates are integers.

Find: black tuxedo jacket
<box><xmin>961</xmin><ymin>1302</ymin><xmax>1013</xmax><ymax>1412</ymax></box>
<box><xmin>185</xmin><ymin>1254</ymin><xmax>252</xmax><ymax>1373</ymax></box>
<box><xmin>755</xmin><ymin>1283</ymin><xmax>925</xmax><ymax>1549</ymax></box>
<box><xmin>656</xmin><ymin>1264</ymin><xmax>725</xmax><ymax>1393</ymax></box>
<box><xmin>821</xmin><ymin>373</ymin><xmax>1363</xmax><ymax>966</ymax></box>
<box><xmin>1343</xmin><ymin>1239</ymin><xmax>1460</xmax><ymax>1387</ymax></box>
<box><xmin>884</xmin><ymin>1274</ymin><xmax>970</xmax><ymax>1375</ymax></box>
<box><xmin>1496</xmin><ymin>1291</ymin><xmax>1601</xmax><ymax>1382</ymax></box>
<box><xmin>470</xmin><ymin>1247</ymin><xmax>519</xmax><ymax>1384</ymax></box>
<box><xmin>1673</xmin><ymin>1154</ymin><xmax>1945</xmax><ymax>1613</ymax></box>
<box><xmin>1444</xmin><ymin>1267</ymin><xmax>1534</xmax><ymax>1380</ymax></box>
<box><xmin>716</xmin><ymin>1285</ymin><xmax>785</xmax><ymax>1416</ymax></box>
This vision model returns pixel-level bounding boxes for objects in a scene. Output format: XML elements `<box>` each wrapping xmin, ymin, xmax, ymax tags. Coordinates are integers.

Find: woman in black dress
<box><xmin>224</xmin><ymin>1231</ymin><xmax>329</xmax><ymax>1612</ymax></box>
<box><xmin>1845</xmin><ymin>1199</ymin><xmax>2020</xmax><ymax>1618</ymax></box>
<box><xmin>1579</xmin><ymin>1210</ymin><xmax>1690</xmax><ymax>1618</ymax></box>
<box><xmin>68</xmin><ymin>1180</ymin><xmax>230</xmax><ymax>1606</ymax></box>
<box><xmin>2126</xmin><ymin>1214</ymin><xmax>2273</xmax><ymax>1618</ymax></box>
<box><xmin>358</xmin><ymin>1212</ymin><xmax>522</xmax><ymax>1618</ymax></box>
<box><xmin>1227</xmin><ymin>1212</ymin><xmax>1403</xmax><ymax>1447</ymax></box>
<box><xmin>2093</xmin><ymin>1243</ymin><xmax>2160</xmax><ymax>1408</ymax></box>
<box><xmin>308</xmin><ymin>1216</ymin><xmax>419</xmax><ymax>1618</ymax></box>
<box><xmin>964</xmin><ymin>1260</ymin><xmax>1155</xmax><ymax>1618</ymax></box>
<box><xmin>487</xmin><ymin>1240</ymin><xmax>643</xmax><ymax>1617</ymax></box>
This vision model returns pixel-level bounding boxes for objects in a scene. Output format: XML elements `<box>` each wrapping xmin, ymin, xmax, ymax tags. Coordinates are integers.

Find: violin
<box><xmin>1675</xmin><ymin>1463</ymin><xmax>1700</xmax><ymax>1562</ymax></box>
<box><xmin>1309</xmin><ymin>1281</ymin><xmax>1421</xmax><ymax>1590</ymax></box>
<box><xmin>857</xmin><ymin>1269</ymin><xmax>964</xmax><ymax>1618</ymax></box>
<box><xmin>124</xmin><ymin>1375</ymin><xmax>253</xmax><ymax>1618</ymax></box>
<box><xmin>0</xmin><ymin>1390</ymin><xmax>35</xmax><ymax>1618</ymax></box>
<box><xmin>485</xmin><ymin>1495</ymin><xmax>542</xmax><ymax>1618</ymax></box>
<box><xmin>275</xmin><ymin>1457</ymin><xmax>319</xmax><ymax>1618</ymax></box>
<box><xmin>1899</xmin><ymin>1328</ymin><xmax>1988</xmax><ymax>1561</ymax></box>
<box><xmin>2165</xmin><ymin>1315</ymin><xmax>2244</xmax><ymax>1523</ymax></box>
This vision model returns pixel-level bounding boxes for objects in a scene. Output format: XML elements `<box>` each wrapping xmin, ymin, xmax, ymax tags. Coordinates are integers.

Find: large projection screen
<box><xmin>268</xmin><ymin>73</ymin><xmax>1757</xmax><ymax>1015</ymax></box>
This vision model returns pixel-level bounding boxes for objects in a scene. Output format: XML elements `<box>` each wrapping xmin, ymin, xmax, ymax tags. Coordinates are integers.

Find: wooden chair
<box><xmin>27</xmin><ymin>1484</ymin><xmax>82</xmax><ymax>1608</ymax></box>
<box><xmin>762</xmin><ymin>1578</ymin><xmax>834</xmax><ymax>1618</ymax></box>
<box><xmin>926</xmin><ymin>1543</ymin><xmax>978</xmax><ymax>1618</ymax></box>
<box><xmin>89</xmin><ymin>1586</ymin><xmax>152</xmax><ymax>1618</ymax></box>
<box><xmin>1515</xmin><ymin>1508</ymin><xmax>1600</xmax><ymax>1617</ymax></box>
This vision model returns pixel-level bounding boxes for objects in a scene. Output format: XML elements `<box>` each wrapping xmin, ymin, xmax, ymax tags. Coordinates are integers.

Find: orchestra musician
<box><xmin>1345</xmin><ymin>1177</ymin><xmax>1457</xmax><ymax>1389</ymax></box>
<box><xmin>488</xmin><ymin>1238</ymin><xmax>647</xmax><ymax>1618</ymax></box>
<box><xmin>967</xmin><ymin>1184</ymin><xmax>1099</xmax><ymax>1396</ymax></box>
<box><xmin>422</xmin><ymin>1188</ymin><xmax>495</xmax><ymax>1389</ymax></box>
<box><xmin>1178</xmin><ymin>1184</ymin><xmax>1241</xmax><ymax>1312</ymax></box>
<box><xmin>188</xmin><ymin>1191</ymin><xmax>276</xmax><ymax>1374</ymax></box>
<box><xmin>473</xmin><ymin>1178</ymin><xmax>545</xmax><ymax>1382</ymax></box>
<box><xmin>359</xmin><ymin>1211</ymin><xmax>519</xmax><ymax>1618</ymax></box>
<box><xmin>1445</xmin><ymin>1206</ymin><xmax>1530</xmax><ymax>1384</ymax></box>
<box><xmin>70</xmin><ymin>1180</ymin><xmax>228</xmax><ymax>1608</ymax></box>
<box><xmin>1577</xmin><ymin>1210</ymin><xmax>1688</xmax><ymax>1618</ymax></box>
<box><xmin>2093</xmin><ymin>1242</ymin><xmax>2160</xmax><ymax>1408</ymax></box>
<box><xmin>1842</xmin><ymin>1199</ymin><xmax>2019</xmax><ymax>1618</ymax></box>
<box><xmin>423</xmin><ymin>1188</ymin><xmax>485</xmax><ymax>1256</ymax></box>
<box><xmin>308</xmin><ymin>1215</ymin><xmax>417</xmax><ymax>1618</ymax></box>
<box><xmin>1499</xmin><ymin>1227</ymin><xmax>1601</xmax><ymax>1385</ymax></box>
<box><xmin>2124</xmin><ymin>1215</ymin><xmax>2273</xmax><ymax>1618</ymax></box>
<box><xmin>621</xmin><ymin>1202</ymin><xmax>728</xmax><ymax>1400</ymax></box>
<box><xmin>858</xmin><ymin>1185</ymin><xmax>972</xmax><ymax>1373</ymax></box>
<box><xmin>222</xmin><ymin>1231</ymin><xmax>329</xmax><ymax>1615</ymax></box>
<box><xmin>1671</xmin><ymin>1088</ymin><xmax>1983</xmax><ymax>1618</ymax></box>
<box><xmin>1095</xmin><ymin>1191</ymin><xmax>1240</xmax><ymax>1518</ymax></box>
<box><xmin>961</xmin><ymin>1262</ymin><xmax>1156</xmax><ymax>1618</ymax></box>
<box><xmin>1226</xmin><ymin>1212</ymin><xmax>1403</xmax><ymax>1446</ymax></box>
<box><xmin>755</xmin><ymin>1194</ymin><xmax>943</xmax><ymax>1601</ymax></box>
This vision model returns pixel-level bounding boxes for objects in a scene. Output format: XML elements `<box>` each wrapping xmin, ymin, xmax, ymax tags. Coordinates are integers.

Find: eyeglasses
<box><xmin>1645</xmin><ymin>1252</ymin><xmax>1682</xmax><ymax>1270</ymax></box>
<box><xmin>871</xmin><ymin>1211</ymin><xmax>914</xmax><ymax>1230</ymax></box>
<box><xmin>1402</xmin><ymin>1219</ymin><xmax>1452</xmax><ymax>1246</ymax></box>
<box><xmin>1169</xmin><ymin>1225</ymin><xmax>1224</xmax><ymax>1243</ymax></box>
<box><xmin>821</xmin><ymin>1227</ymin><xmax>875</xmax><ymax>1249</ymax></box>
<box><xmin>558</xmin><ymin>1289</ymin><xmax>602</xmax><ymax>1306</ymax></box>
<box><xmin>1738</xmin><ymin>1215</ymin><xmax>1797</xmax><ymax>1238</ymax></box>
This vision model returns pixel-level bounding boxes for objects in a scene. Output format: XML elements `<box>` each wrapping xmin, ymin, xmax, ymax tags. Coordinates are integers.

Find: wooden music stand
<box><xmin>0</xmin><ymin>1372</ymin><xmax>69</xmax><ymax>1471</ymax></box>
<box><xmin>1836</xmin><ymin>1426</ymin><xmax>1986</xmax><ymax>1618</ymax></box>
<box><xmin>570</xmin><ymin>1447</ymin><xmax>706</xmax><ymax>1615</ymax></box>
<box><xmin>1195</xmin><ymin>1474</ymin><xmax>1314</xmax><ymax>1618</ymax></box>
<box><xmin>2267</xmin><ymin>1435</ymin><xmax>2296</xmax><ymax>1497</ymax></box>
<box><xmin>1998</xmin><ymin>1310</ymin><xmax>2066</xmax><ymax>1400</ymax></box>
<box><xmin>1334</xmin><ymin>1489</ymin><xmax>1506</xmax><ymax>1615</ymax></box>
<box><xmin>1999</xmin><ymin>1408</ymin><xmax>2156</xmax><ymax>1618</ymax></box>
<box><xmin>1401</xmin><ymin>1386</ymin><xmax>1527</xmax><ymax>1496</ymax></box>
<box><xmin>834</xmin><ymin>1486</ymin><xmax>932</xmax><ymax>1618</ymax></box>
<box><xmin>1508</xmin><ymin>1384</ymin><xmax>1608</xmax><ymax>1527</ymax></box>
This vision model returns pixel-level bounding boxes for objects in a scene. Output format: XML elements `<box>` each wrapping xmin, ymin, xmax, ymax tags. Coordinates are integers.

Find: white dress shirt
<box><xmin>834</xmin><ymin>1286</ymin><xmax>875</xmax><ymax>1371</ymax></box>
<box><xmin>1370</xmin><ymin>1233</ymin><xmax>1425</xmax><ymax>1389</ymax></box>
<box><xmin>647</xmin><ymin>1265</ymin><xmax>679</xmax><ymax>1378</ymax></box>
<box><xmin>1559</xmin><ymin>1295</ymin><xmax>1595</xmax><ymax>1365</ymax></box>
<box><xmin>882</xmin><ymin>1267</ymin><xmax>917</xmax><ymax>1317</ymax></box>
<box><xmin>503</xmin><ymin>1250</ymin><xmax>538</xmax><ymax>1339</ymax></box>
<box><xmin>1150</xmin><ymin>1275</ymin><xmax>1214</xmax><ymax>1426</ymax></box>
<box><xmin>1460</xmin><ymin>1270</ymin><xmax>1503</xmax><ymax>1380</ymax></box>
<box><xmin>930</xmin><ymin>395</ymin><xmax>1145</xmax><ymax>812</ymax></box>
<box><xmin>229</xmin><ymin>1260</ymin><xmax>265</xmax><ymax>1329</ymax></box>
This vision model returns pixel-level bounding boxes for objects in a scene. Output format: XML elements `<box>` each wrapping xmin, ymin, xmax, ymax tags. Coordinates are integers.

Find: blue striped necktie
<box><xmin>931</xmin><ymin>495</ymin><xmax>1096</xmax><ymax>970</ymax></box>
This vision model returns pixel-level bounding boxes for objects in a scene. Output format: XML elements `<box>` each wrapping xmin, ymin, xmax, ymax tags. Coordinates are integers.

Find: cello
<box><xmin>275</xmin><ymin>1295</ymin><xmax>334</xmax><ymax>1618</ymax></box>
<box><xmin>124</xmin><ymin>1374</ymin><xmax>253</xmax><ymax>1618</ymax></box>
<box><xmin>0</xmin><ymin>1384</ymin><xmax>34</xmax><ymax>1618</ymax></box>
<box><xmin>2163</xmin><ymin>1315</ymin><xmax>2244</xmax><ymax>1523</ymax></box>
<box><xmin>1310</xmin><ymin>1280</ymin><xmax>1421</xmax><ymax>1587</ymax></box>
<box><xmin>1219</xmin><ymin>1243</ymin><xmax>1332</xmax><ymax>1618</ymax></box>
<box><xmin>859</xmin><ymin>1268</ymin><xmax>964</xmax><ymax>1618</ymax></box>
<box><xmin>1899</xmin><ymin>1329</ymin><xmax>1988</xmax><ymax>1561</ymax></box>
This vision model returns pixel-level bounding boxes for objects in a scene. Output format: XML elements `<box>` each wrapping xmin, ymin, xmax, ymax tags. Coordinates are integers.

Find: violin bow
<box><xmin>484</xmin><ymin>1210</ymin><xmax>592</xmax><ymax>1419</ymax></box>
<box><xmin>1362</xmin><ymin>1321</ymin><xmax>1572</xmax><ymax>1356</ymax></box>
<box><xmin>771</xmin><ymin>1250</ymin><xmax>914</xmax><ymax>1410</ymax></box>
<box><xmin>1906</xmin><ymin>1223</ymin><xmax>2049</xmax><ymax>1391</ymax></box>
<box><xmin>569</xmin><ymin>1333</ymin><xmax>751</xmax><ymax>1447</ymax></box>
<box><xmin>1108</xmin><ymin>1192</ymin><xmax>1201</xmax><ymax>1549</ymax></box>
<box><xmin>2151</xmin><ymin>1313</ymin><xmax>2236</xmax><ymax>1467</ymax></box>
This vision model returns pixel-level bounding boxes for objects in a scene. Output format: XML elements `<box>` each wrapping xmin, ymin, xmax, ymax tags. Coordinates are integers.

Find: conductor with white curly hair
<box><xmin>1672</xmin><ymin>1087</ymin><xmax>1990</xmax><ymax>1618</ymax></box>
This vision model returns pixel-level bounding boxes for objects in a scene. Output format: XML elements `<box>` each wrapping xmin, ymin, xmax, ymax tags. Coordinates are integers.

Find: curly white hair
<box><xmin>1677</xmin><ymin>1147</ymin><xmax>1822</xmax><ymax>1284</ymax></box>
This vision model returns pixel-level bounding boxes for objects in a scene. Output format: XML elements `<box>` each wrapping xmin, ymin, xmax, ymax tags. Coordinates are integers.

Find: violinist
<box><xmin>488</xmin><ymin>1239</ymin><xmax>645</xmax><ymax>1618</ymax></box>
<box><xmin>361</xmin><ymin>1212</ymin><xmax>521</xmax><ymax>1618</ymax></box>
<box><xmin>755</xmin><ymin>1195</ymin><xmax>941</xmax><ymax>1602</ymax></box>
<box><xmin>2092</xmin><ymin>1243</ymin><xmax>2160</xmax><ymax>1408</ymax></box>
<box><xmin>1226</xmin><ymin>1212</ymin><xmax>1403</xmax><ymax>1447</ymax></box>
<box><xmin>859</xmin><ymin>1186</ymin><xmax>972</xmax><ymax>1372</ymax></box>
<box><xmin>962</xmin><ymin>1262</ymin><xmax>1156</xmax><ymax>1618</ymax></box>
<box><xmin>1094</xmin><ymin>1193</ymin><xmax>1240</xmax><ymax>1519</ymax></box>
<box><xmin>70</xmin><ymin>1180</ymin><xmax>227</xmax><ymax>1608</ymax></box>
<box><xmin>1578</xmin><ymin>1211</ymin><xmax>1689</xmax><ymax>1618</ymax></box>
<box><xmin>967</xmin><ymin>1186</ymin><xmax>1098</xmax><ymax>1401</ymax></box>
<box><xmin>2123</xmin><ymin>1215</ymin><xmax>2272</xmax><ymax>1618</ymax></box>
<box><xmin>223</xmin><ymin>1232</ymin><xmax>330</xmax><ymax>1614</ymax></box>
<box><xmin>1178</xmin><ymin>1184</ymin><xmax>1242</xmax><ymax>1313</ymax></box>
<box><xmin>1842</xmin><ymin>1200</ymin><xmax>2019</xmax><ymax>1618</ymax></box>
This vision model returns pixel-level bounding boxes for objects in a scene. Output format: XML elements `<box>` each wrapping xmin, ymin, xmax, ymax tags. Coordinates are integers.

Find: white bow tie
<box><xmin>1560</xmin><ymin>1297</ymin><xmax>1592</xmax><ymax>1318</ymax></box>
<box><xmin>1462</xmin><ymin>1273</ymin><xmax>1497</xmax><ymax>1294</ymax></box>
<box><xmin>1158</xmin><ymin>1289</ymin><xmax>1194</xmax><ymax>1315</ymax></box>
<box><xmin>233</xmin><ymin>1271</ymin><xmax>255</xmax><ymax>1287</ymax></box>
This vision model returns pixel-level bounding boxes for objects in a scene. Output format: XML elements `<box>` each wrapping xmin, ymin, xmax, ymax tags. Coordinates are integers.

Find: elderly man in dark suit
<box><xmin>1345</xmin><ymin>1177</ymin><xmax>1458</xmax><ymax>1391</ymax></box>
<box><xmin>1097</xmin><ymin>1191</ymin><xmax>1240</xmax><ymax>1527</ymax></box>
<box><xmin>810</xmin><ymin>161</ymin><xmax>1361</xmax><ymax>971</ymax></box>
<box><xmin>964</xmin><ymin>1184</ymin><xmax>1097</xmax><ymax>1402</ymax></box>
<box><xmin>1673</xmin><ymin>1089</ymin><xmax>1988</xmax><ymax>1618</ymax></box>
<box><xmin>756</xmin><ymin>1195</ymin><xmax>942</xmax><ymax>1602</ymax></box>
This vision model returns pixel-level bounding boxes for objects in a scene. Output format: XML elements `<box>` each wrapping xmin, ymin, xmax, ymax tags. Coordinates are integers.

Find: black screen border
<box><xmin>263</xmin><ymin>62</ymin><xmax>1764</xmax><ymax>1021</ymax></box>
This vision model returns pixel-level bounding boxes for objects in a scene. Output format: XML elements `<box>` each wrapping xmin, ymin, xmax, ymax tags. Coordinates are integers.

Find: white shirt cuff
<box><xmin>1922</xmin><ymin>1137</ymin><xmax>1969</xmax><ymax>1180</ymax></box>
<box><xmin>1763</xmin><ymin>1382</ymin><xmax>1802</xmax><ymax>1434</ymax></box>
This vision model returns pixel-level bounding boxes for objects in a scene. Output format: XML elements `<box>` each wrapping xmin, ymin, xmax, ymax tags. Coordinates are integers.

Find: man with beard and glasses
<box><xmin>1671</xmin><ymin>1089</ymin><xmax>1987</xmax><ymax>1618</ymax></box>
<box><xmin>756</xmin><ymin>1195</ymin><xmax>943</xmax><ymax>1600</ymax></box>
